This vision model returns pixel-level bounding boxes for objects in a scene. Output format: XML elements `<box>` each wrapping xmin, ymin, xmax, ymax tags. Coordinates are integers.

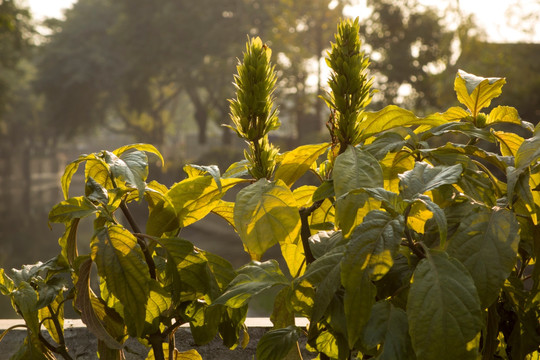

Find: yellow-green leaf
<box><xmin>113</xmin><ymin>143</ymin><xmax>164</xmax><ymax>167</ymax></box>
<box><xmin>168</xmin><ymin>176</ymin><xmax>245</xmax><ymax>227</ymax></box>
<box><xmin>454</xmin><ymin>70</ymin><xmax>506</xmax><ymax>117</ymax></box>
<box><xmin>487</xmin><ymin>106</ymin><xmax>521</xmax><ymax>125</ymax></box>
<box><xmin>92</xmin><ymin>226</ymin><xmax>150</xmax><ymax>336</ymax></box>
<box><xmin>494</xmin><ymin>131</ymin><xmax>524</xmax><ymax>157</ymax></box>
<box><xmin>292</xmin><ymin>185</ymin><xmax>317</xmax><ymax>208</ymax></box>
<box><xmin>274</xmin><ymin>143</ymin><xmax>329</xmax><ymax>187</ymax></box>
<box><xmin>48</xmin><ymin>197</ymin><xmax>98</xmax><ymax>224</ymax></box>
<box><xmin>234</xmin><ymin>179</ymin><xmax>303</xmax><ymax>276</ymax></box>
<box><xmin>61</xmin><ymin>154</ymin><xmax>94</xmax><ymax>199</ymax></box>
<box><xmin>211</xmin><ymin>200</ymin><xmax>236</xmax><ymax>229</ymax></box>
<box><xmin>359</xmin><ymin>105</ymin><xmax>446</xmax><ymax>142</ymax></box>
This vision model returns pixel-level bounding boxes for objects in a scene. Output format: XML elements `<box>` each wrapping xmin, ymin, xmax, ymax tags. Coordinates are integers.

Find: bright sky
<box><xmin>26</xmin><ymin>0</ymin><xmax>539</xmax><ymax>43</ymax></box>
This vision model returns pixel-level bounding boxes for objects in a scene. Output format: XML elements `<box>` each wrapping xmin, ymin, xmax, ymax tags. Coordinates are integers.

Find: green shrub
<box><xmin>1</xmin><ymin>18</ymin><xmax>538</xmax><ymax>360</ymax></box>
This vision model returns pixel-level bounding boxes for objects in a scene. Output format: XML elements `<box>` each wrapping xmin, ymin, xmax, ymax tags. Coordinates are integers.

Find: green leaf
<box><xmin>74</xmin><ymin>259</ymin><xmax>125</xmax><ymax>350</ymax></box>
<box><xmin>212</xmin><ymin>260</ymin><xmax>289</xmax><ymax>308</ymax></box>
<box><xmin>309</xmin><ymin>231</ymin><xmax>345</xmax><ymax>259</ymax></box>
<box><xmin>144</xmin><ymin>280</ymin><xmax>171</xmax><ymax>333</ymax></box>
<box><xmin>413</xmin><ymin>196</ymin><xmax>448</xmax><ymax>248</ymax></box>
<box><xmin>312</xmin><ymin>180</ymin><xmax>335</xmax><ymax>203</ymax></box>
<box><xmin>184</xmin><ymin>164</ymin><xmax>222</xmax><ymax>191</ymax></box>
<box><xmin>343</xmin><ymin>270</ymin><xmax>376</xmax><ymax>350</ymax></box>
<box><xmin>274</xmin><ymin>143</ymin><xmax>329</xmax><ymax>187</ymax></box>
<box><xmin>344</xmin><ymin>210</ymin><xmax>405</xmax><ymax>282</ymax></box>
<box><xmin>86</xmin><ymin>176</ymin><xmax>109</xmax><ymax>205</ymax></box>
<box><xmin>104</xmin><ymin>150</ymin><xmax>147</xmax><ymax>199</ymax></box>
<box><xmin>113</xmin><ymin>143</ymin><xmax>164</xmax><ymax>167</ymax></box>
<box><xmin>515</xmin><ymin>133</ymin><xmax>540</xmax><ymax>171</ymax></box>
<box><xmin>58</xmin><ymin>218</ymin><xmax>79</xmax><ymax>265</ymax></box>
<box><xmin>399</xmin><ymin>162</ymin><xmax>462</xmax><ymax>200</ymax></box>
<box><xmin>222</xmin><ymin>159</ymin><xmax>250</xmax><ymax>178</ymax></box>
<box><xmin>447</xmin><ymin>207</ymin><xmax>520</xmax><ymax>308</ymax></box>
<box><xmin>420</xmin><ymin>121</ymin><xmax>497</xmax><ymax>142</ymax></box>
<box><xmin>339</xmin><ymin>211</ymin><xmax>403</xmax><ymax>348</ymax></box>
<box><xmin>334</xmin><ymin>146</ymin><xmax>383</xmax><ymax>237</ymax></box>
<box><xmin>12</xmin><ymin>282</ymin><xmax>40</xmax><ymax>339</ymax></box>
<box><xmin>39</xmin><ymin>292</ymin><xmax>64</xmax><ymax>345</ymax></box>
<box><xmin>407</xmin><ymin>250</ymin><xmax>483</xmax><ymax>360</ymax></box>
<box><xmin>92</xmin><ymin>226</ymin><xmax>150</xmax><ymax>336</ymax></box>
<box><xmin>270</xmin><ymin>286</ymin><xmax>295</xmax><ymax>329</ymax></box>
<box><xmin>157</xmin><ymin>238</ymin><xmax>209</xmax><ymax>302</ymax></box>
<box><xmin>333</xmin><ymin>146</ymin><xmax>383</xmax><ymax>197</ymax></box>
<box><xmin>146</xmin><ymin>192</ymin><xmax>179</xmax><ymax>237</ymax></box>
<box><xmin>48</xmin><ymin>196</ymin><xmax>98</xmax><ymax>223</ymax></box>
<box><xmin>234</xmin><ymin>179</ymin><xmax>303</xmax><ymax>276</ymax></box>
<box><xmin>169</xmin><ymin>176</ymin><xmax>245</xmax><ymax>227</ymax></box>
<box><xmin>454</xmin><ymin>70</ymin><xmax>506</xmax><ymax>116</ymax></box>
<box><xmin>364</xmin><ymin>300</ymin><xmax>414</xmax><ymax>360</ymax></box>
<box><xmin>256</xmin><ymin>326</ymin><xmax>302</xmax><ymax>360</ymax></box>
<box><xmin>359</xmin><ymin>105</ymin><xmax>446</xmax><ymax>142</ymax></box>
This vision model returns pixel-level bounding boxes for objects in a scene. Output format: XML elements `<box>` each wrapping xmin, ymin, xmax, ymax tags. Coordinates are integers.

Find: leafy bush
<box><xmin>1</xmin><ymin>18</ymin><xmax>539</xmax><ymax>360</ymax></box>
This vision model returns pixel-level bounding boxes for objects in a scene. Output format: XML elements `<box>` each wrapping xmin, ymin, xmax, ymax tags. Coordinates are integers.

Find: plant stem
<box><xmin>149</xmin><ymin>332</ymin><xmax>165</xmax><ymax>360</ymax></box>
<box><xmin>119</xmin><ymin>202</ymin><xmax>157</xmax><ymax>280</ymax></box>
<box><xmin>299</xmin><ymin>200</ymin><xmax>323</xmax><ymax>265</ymax></box>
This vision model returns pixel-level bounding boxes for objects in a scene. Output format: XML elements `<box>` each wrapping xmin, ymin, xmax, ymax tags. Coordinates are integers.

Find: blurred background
<box><xmin>0</xmin><ymin>0</ymin><xmax>539</xmax><ymax>317</ymax></box>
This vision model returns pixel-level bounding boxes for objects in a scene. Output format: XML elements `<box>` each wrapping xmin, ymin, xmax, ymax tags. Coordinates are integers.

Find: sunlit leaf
<box><xmin>184</xmin><ymin>164</ymin><xmax>222</xmax><ymax>191</ymax></box>
<box><xmin>293</xmin><ymin>185</ymin><xmax>317</xmax><ymax>208</ymax></box>
<box><xmin>487</xmin><ymin>106</ymin><xmax>521</xmax><ymax>126</ymax></box>
<box><xmin>61</xmin><ymin>153</ymin><xmax>95</xmax><ymax>199</ymax></box>
<box><xmin>92</xmin><ymin>226</ymin><xmax>150</xmax><ymax>336</ymax></box>
<box><xmin>169</xmin><ymin>176</ymin><xmax>245</xmax><ymax>227</ymax></box>
<box><xmin>274</xmin><ymin>143</ymin><xmax>329</xmax><ymax>187</ymax></box>
<box><xmin>210</xmin><ymin>200</ymin><xmax>236</xmax><ymax>229</ymax></box>
<box><xmin>454</xmin><ymin>70</ymin><xmax>505</xmax><ymax>116</ymax></box>
<box><xmin>494</xmin><ymin>131</ymin><xmax>524</xmax><ymax>157</ymax></box>
<box><xmin>104</xmin><ymin>150</ymin><xmax>147</xmax><ymax>199</ymax></box>
<box><xmin>146</xmin><ymin>191</ymin><xmax>179</xmax><ymax>237</ymax></box>
<box><xmin>158</xmin><ymin>238</ymin><xmax>209</xmax><ymax>302</ymax></box>
<box><xmin>408</xmin><ymin>250</ymin><xmax>483</xmax><ymax>360</ymax></box>
<box><xmin>38</xmin><ymin>292</ymin><xmax>64</xmax><ymax>344</ymax></box>
<box><xmin>234</xmin><ymin>179</ymin><xmax>303</xmax><ymax>276</ymax></box>
<box><xmin>359</xmin><ymin>105</ymin><xmax>446</xmax><ymax>142</ymax></box>
<box><xmin>447</xmin><ymin>207</ymin><xmax>520</xmax><ymax>308</ymax></box>
<box><xmin>425</xmin><ymin>106</ymin><xmax>470</xmax><ymax>122</ymax></box>
<box><xmin>113</xmin><ymin>143</ymin><xmax>164</xmax><ymax>167</ymax></box>
<box><xmin>48</xmin><ymin>196</ymin><xmax>98</xmax><ymax>224</ymax></box>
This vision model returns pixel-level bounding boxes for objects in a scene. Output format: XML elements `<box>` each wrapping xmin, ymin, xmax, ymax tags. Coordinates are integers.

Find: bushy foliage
<box><xmin>1</xmin><ymin>18</ymin><xmax>539</xmax><ymax>360</ymax></box>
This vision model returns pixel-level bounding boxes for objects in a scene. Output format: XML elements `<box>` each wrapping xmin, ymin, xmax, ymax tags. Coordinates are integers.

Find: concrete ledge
<box><xmin>0</xmin><ymin>318</ymin><xmax>311</xmax><ymax>359</ymax></box>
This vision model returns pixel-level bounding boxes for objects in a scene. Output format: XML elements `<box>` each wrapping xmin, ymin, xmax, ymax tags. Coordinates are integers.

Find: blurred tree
<box><xmin>0</xmin><ymin>0</ymin><xmax>32</xmax><ymax>122</ymax></box>
<box><xmin>360</xmin><ymin>0</ymin><xmax>455</xmax><ymax>111</ymax></box>
<box><xmin>263</xmin><ymin>0</ymin><xmax>349</xmax><ymax>142</ymax></box>
<box><xmin>35</xmin><ymin>0</ymin><xmax>262</xmax><ymax>147</ymax></box>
